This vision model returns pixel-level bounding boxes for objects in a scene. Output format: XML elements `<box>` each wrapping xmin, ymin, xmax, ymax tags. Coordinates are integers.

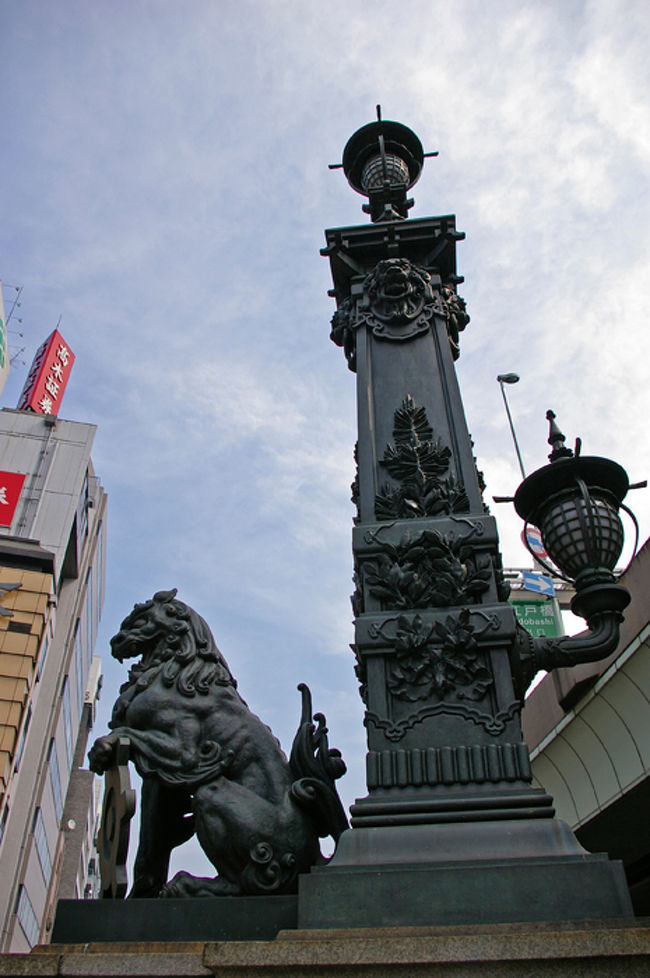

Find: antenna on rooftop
<box><xmin>1</xmin><ymin>282</ymin><xmax>26</xmax><ymax>365</ymax></box>
<box><xmin>3</xmin><ymin>284</ymin><xmax>23</xmax><ymax>328</ymax></box>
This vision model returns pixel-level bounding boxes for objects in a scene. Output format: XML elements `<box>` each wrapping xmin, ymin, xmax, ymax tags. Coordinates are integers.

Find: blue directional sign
<box><xmin>521</xmin><ymin>570</ymin><xmax>555</xmax><ymax>596</ymax></box>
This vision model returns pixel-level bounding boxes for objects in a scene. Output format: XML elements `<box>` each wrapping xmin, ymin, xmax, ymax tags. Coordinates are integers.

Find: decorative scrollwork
<box><xmin>362</xmin><ymin>259</ymin><xmax>435</xmax><ymax>338</ymax></box>
<box><xmin>366</xmin><ymin>698</ymin><xmax>521</xmax><ymax>741</ymax></box>
<box><xmin>330</xmin><ymin>264</ymin><xmax>471</xmax><ymax>366</ymax></box>
<box><xmin>375</xmin><ymin>395</ymin><xmax>469</xmax><ymax>519</ymax></box>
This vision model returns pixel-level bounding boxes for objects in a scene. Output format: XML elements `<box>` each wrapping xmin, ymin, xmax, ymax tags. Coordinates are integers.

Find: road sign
<box><xmin>521</xmin><ymin>570</ymin><xmax>555</xmax><ymax>596</ymax></box>
<box><xmin>522</xmin><ymin>526</ymin><xmax>548</xmax><ymax>561</ymax></box>
<box><xmin>510</xmin><ymin>596</ymin><xmax>562</xmax><ymax>638</ymax></box>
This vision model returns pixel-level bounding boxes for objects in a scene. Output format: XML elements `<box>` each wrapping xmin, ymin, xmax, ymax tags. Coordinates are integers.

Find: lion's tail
<box><xmin>288</xmin><ymin>684</ymin><xmax>348</xmax><ymax>842</ymax></box>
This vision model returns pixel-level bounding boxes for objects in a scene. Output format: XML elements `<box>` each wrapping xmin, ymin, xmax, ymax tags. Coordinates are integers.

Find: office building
<box><xmin>0</xmin><ymin>409</ymin><xmax>106</xmax><ymax>951</ymax></box>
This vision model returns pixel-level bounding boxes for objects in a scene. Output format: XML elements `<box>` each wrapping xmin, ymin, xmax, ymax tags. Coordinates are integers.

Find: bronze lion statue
<box><xmin>88</xmin><ymin>589</ymin><xmax>348</xmax><ymax>898</ymax></box>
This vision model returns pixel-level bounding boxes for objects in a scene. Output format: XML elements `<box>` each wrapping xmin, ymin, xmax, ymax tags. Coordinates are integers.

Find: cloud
<box><xmin>3</xmin><ymin>0</ymin><xmax>650</xmax><ymax>883</ymax></box>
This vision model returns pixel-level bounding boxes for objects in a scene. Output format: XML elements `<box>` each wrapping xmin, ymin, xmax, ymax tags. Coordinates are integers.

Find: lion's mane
<box><xmin>120</xmin><ymin>593</ymin><xmax>236</xmax><ymax>701</ymax></box>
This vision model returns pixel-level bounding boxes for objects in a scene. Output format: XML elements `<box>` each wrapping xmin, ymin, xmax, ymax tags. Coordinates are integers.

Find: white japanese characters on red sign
<box><xmin>0</xmin><ymin>472</ymin><xmax>26</xmax><ymax>527</ymax></box>
<box><xmin>16</xmin><ymin>329</ymin><xmax>75</xmax><ymax>415</ymax></box>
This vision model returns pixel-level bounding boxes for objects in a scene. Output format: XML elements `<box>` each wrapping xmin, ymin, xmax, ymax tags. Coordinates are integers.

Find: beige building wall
<box><xmin>0</xmin><ymin>569</ymin><xmax>53</xmax><ymax>804</ymax></box>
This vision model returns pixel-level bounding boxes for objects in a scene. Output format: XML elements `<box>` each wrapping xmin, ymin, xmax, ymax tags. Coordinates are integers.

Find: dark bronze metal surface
<box><xmin>89</xmin><ymin>590</ymin><xmax>347</xmax><ymax>899</ymax></box>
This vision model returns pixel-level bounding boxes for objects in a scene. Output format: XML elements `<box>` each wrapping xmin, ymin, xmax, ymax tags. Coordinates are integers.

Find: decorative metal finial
<box><xmin>546</xmin><ymin>409</ymin><xmax>574</xmax><ymax>463</ymax></box>
<box><xmin>329</xmin><ymin>109</ymin><xmax>438</xmax><ymax>223</ymax></box>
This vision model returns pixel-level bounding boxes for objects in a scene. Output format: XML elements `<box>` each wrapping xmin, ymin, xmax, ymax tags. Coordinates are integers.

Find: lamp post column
<box><xmin>297</xmin><ymin>114</ymin><xmax>633</xmax><ymax>929</ymax></box>
<box><xmin>324</xmin><ymin>117</ymin><xmax>541</xmax><ymax>836</ymax></box>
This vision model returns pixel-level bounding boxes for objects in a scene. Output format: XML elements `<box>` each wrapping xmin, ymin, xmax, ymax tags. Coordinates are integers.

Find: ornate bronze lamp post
<box><xmin>298</xmin><ymin>113</ymin><xmax>635</xmax><ymax>928</ymax></box>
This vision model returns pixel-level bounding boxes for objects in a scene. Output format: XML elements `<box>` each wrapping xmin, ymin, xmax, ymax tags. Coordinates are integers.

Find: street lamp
<box><xmin>497</xmin><ymin>372</ymin><xmax>526</xmax><ymax>478</ymax></box>
<box><xmin>308</xmin><ymin>112</ymin><xmax>637</xmax><ymax>930</ymax></box>
<box><xmin>514</xmin><ymin>410</ymin><xmax>633</xmax><ymax>621</ymax></box>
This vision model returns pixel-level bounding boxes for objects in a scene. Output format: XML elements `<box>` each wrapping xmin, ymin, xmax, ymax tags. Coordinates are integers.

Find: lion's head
<box><xmin>365</xmin><ymin>258</ymin><xmax>433</xmax><ymax>323</ymax></box>
<box><xmin>111</xmin><ymin>589</ymin><xmax>235</xmax><ymax>697</ymax></box>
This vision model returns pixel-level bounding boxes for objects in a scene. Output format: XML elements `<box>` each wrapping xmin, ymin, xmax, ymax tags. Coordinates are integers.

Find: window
<box><xmin>77</xmin><ymin>470</ymin><xmax>89</xmax><ymax>543</ymax></box>
<box><xmin>15</xmin><ymin>885</ymin><xmax>39</xmax><ymax>947</ymax></box>
<box><xmin>32</xmin><ymin>809</ymin><xmax>52</xmax><ymax>885</ymax></box>
<box><xmin>48</xmin><ymin>740</ymin><xmax>63</xmax><ymax>821</ymax></box>
<box><xmin>61</xmin><ymin>678</ymin><xmax>73</xmax><ymax>766</ymax></box>
<box><xmin>36</xmin><ymin>632</ymin><xmax>49</xmax><ymax>682</ymax></box>
<box><xmin>14</xmin><ymin>704</ymin><xmax>32</xmax><ymax>772</ymax></box>
<box><xmin>74</xmin><ymin>622</ymin><xmax>84</xmax><ymax>714</ymax></box>
<box><xmin>7</xmin><ymin>621</ymin><xmax>31</xmax><ymax>634</ymax></box>
<box><xmin>85</xmin><ymin>568</ymin><xmax>94</xmax><ymax>665</ymax></box>
<box><xmin>0</xmin><ymin>805</ymin><xmax>8</xmax><ymax>848</ymax></box>
<box><xmin>96</xmin><ymin>520</ymin><xmax>103</xmax><ymax>612</ymax></box>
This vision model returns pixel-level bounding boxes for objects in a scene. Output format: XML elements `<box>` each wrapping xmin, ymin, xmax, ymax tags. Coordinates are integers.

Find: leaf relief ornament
<box><xmin>387</xmin><ymin>611</ymin><xmax>493</xmax><ymax>704</ymax></box>
<box><xmin>375</xmin><ymin>395</ymin><xmax>469</xmax><ymax>519</ymax></box>
<box><xmin>362</xmin><ymin>528</ymin><xmax>491</xmax><ymax>610</ymax></box>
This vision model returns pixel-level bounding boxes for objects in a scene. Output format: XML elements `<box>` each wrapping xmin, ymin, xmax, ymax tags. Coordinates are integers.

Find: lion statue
<box><xmin>88</xmin><ymin>589</ymin><xmax>348</xmax><ymax>898</ymax></box>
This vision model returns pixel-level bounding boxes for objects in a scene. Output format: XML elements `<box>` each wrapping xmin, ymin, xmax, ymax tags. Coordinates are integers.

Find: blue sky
<box><xmin>2</xmin><ymin>0</ymin><xmax>650</xmax><ymax>877</ymax></box>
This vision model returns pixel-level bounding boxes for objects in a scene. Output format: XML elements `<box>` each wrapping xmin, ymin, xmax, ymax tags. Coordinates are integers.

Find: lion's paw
<box><xmin>158</xmin><ymin>873</ymin><xmax>189</xmax><ymax>898</ymax></box>
<box><xmin>159</xmin><ymin>872</ymin><xmax>240</xmax><ymax>898</ymax></box>
<box><xmin>88</xmin><ymin>735</ymin><xmax>116</xmax><ymax>775</ymax></box>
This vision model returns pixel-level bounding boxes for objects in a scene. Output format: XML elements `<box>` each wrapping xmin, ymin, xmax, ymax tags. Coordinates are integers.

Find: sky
<box><xmin>2</xmin><ymin>0</ymin><xmax>650</xmax><ymax>878</ymax></box>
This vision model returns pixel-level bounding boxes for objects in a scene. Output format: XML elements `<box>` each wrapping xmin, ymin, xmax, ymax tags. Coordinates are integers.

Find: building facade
<box><xmin>522</xmin><ymin>538</ymin><xmax>650</xmax><ymax>915</ymax></box>
<box><xmin>0</xmin><ymin>409</ymin><xmax>106</xmax><ymax>951</ymax></box>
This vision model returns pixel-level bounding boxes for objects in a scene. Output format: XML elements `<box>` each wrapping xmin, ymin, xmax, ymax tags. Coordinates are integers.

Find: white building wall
<box><xmin>0</xmin><ymin>410</ymin><xmax>106</xmax><ymax>951</ymax></box>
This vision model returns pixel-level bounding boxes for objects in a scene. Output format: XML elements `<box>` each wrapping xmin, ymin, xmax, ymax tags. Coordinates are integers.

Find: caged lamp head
<box><xmin>332</xmin><ymin>106</ymin><xmax>437</xmax><ymax>223</ymax></box>
<box><xmin>514</xmin><ymin>411</ymin><xmax>636</xmax><ymax>607</ymax></box>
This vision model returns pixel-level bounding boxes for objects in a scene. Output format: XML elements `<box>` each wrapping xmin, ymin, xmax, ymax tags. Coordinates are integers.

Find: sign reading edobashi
<box><xmin>0</xmin><ymin>472</ymin><xmax>26</xmax><ymax>527</ymax></box>
<box><xmin>16</xmin><ymin>329</ymin><xmax>75</xmax><ymax>415</ymax></box>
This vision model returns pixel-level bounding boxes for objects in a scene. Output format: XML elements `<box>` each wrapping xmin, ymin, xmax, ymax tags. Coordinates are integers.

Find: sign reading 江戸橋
<box><xmin>510</xmin><ymin>597</ymin><xmax>562</xmax><ymax>638</ymax></box>
<box><xmin>16</xmin><ymin>329</ymin><xmax>75</xmax><ymax>415</ymax></box>
<box><xmin>0</xmin><ymin>472</ymin><xmax>26</xmax><ymax>528</ymax></box>
<box><xmin>0</xmin><ymin>284</ymin><xmax>10</xmax><ymax>399</ymax></box>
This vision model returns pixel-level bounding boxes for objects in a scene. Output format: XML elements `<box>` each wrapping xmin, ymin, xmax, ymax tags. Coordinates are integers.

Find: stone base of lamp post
<box><xmin>298</xmin><ymin>817</ymin><xmax>633</xmax><ymax>929</ymax></box>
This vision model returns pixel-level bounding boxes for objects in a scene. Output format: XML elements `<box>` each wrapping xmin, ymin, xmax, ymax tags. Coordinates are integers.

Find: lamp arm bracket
<box><xmin>510</xmin><ymin>607</ymin><xmax>624</xmax><ymax>701</ymax></box>
<box><xmin>531</xmin><ymin>611</ymin><xmax>621</xmax><ymax>673</ymax></box>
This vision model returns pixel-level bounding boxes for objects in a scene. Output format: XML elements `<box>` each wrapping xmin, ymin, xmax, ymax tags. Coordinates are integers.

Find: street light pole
<box><xmin>307</xmin><ymin>112</ymin><xmax>634</xmax><ymax>930</ymax></box>
<box><xmin>497</xmin><ymin>372</ymin><xmax>526</xmax><ymax>479</ymax></box>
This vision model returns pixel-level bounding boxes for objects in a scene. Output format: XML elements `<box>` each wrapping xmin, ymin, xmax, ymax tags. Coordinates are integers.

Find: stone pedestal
<box><xmin>298</xmin><ymin>819</ymin><xmax>633</xmax><ymax>929</ymax></box>
<box><xmin>50</xmin><ymin>895</ymin><xmax>298</xmax><ymax>944</ymax></box>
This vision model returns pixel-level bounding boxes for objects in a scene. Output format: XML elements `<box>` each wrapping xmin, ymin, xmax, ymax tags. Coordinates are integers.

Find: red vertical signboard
<box><xmin>16</xmin><ymin>329</ymin><xmax>75</xmax><ymax>415</ymax></box>
<box><xmin>0</xmin><ymin>472</ymin><xmax>26</xmax><ymax>527</ymax></box>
